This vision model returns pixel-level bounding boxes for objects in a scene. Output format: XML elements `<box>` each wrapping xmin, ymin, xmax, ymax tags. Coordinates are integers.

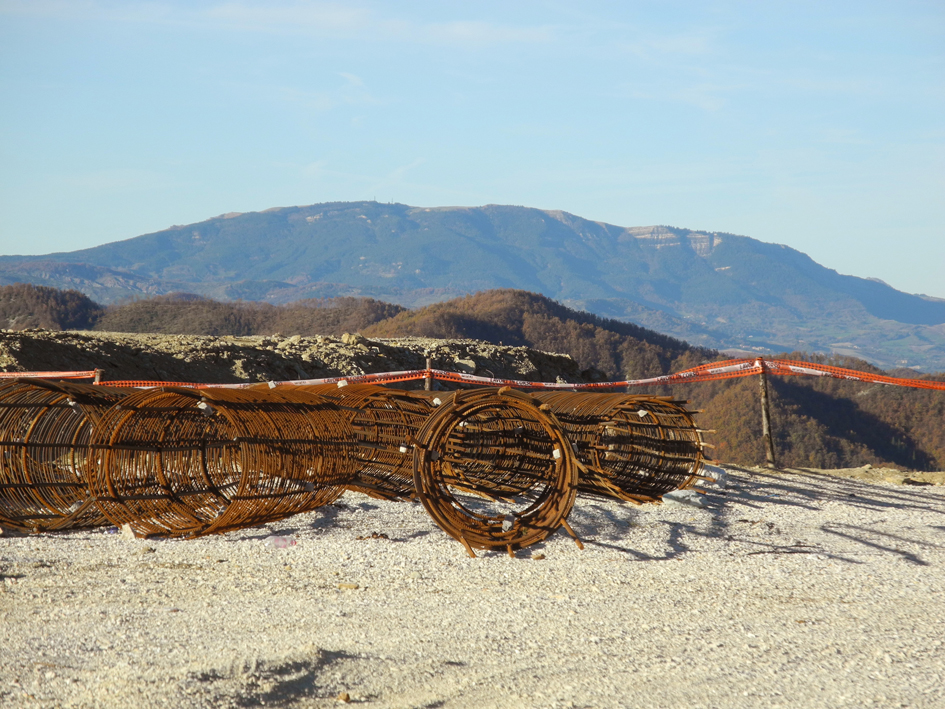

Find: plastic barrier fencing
<box><xmin>88</xmin><ymin>358</ymin><xmax>945</xmax><ymax>392</ymax></box>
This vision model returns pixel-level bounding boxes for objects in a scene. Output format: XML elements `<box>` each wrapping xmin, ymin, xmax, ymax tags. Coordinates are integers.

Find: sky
<box><xmin>1</xmin><ymin>1</ymin><xmax>943</xmax><ymax>297</ymax></box>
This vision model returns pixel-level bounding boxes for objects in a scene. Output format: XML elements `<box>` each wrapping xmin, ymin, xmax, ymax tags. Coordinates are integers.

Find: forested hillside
<box><xmin>0</xmin><ymin>283</ymin><xmax>102</xmax><ymax>330</ymax></box>
<box><xmin>1</xmin><ymin>283</ymin><xmax>942</xmax><ymax>471</ymax></box>
<box><xmin>93</xmin><ymin>293</ymin><xmax>405</xmax><ymax>336</ymax></box>
<box><xmin>664</xmin><ymin>360</ymin><xmax>945</xmax><ymax>472</ymax></box>
<box><xmin>0</xmin><ymin>284</ymin><xmax>405</xmax><ymax>337</ymax></box>
<box><xmin>361</xmin><ymin>290</ymin><xmax>945</xmax><ymax>471</ymax></box>
<box><xmin>362</xmin><ymin>289</ymin><xmax>712</xmax><ymax>381</ymax></box>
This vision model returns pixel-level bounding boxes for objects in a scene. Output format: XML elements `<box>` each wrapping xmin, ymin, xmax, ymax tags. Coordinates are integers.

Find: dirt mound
<box><xmin>0</xmin><ymin>328</ymin><xmax>585</xmax><ymax>386</ymax></box>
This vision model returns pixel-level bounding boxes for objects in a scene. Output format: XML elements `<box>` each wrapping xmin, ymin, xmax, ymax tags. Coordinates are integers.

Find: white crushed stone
<box><xmin>2</xmin><ymin>466</ymin><xmax>944</xmax><ymax>708</ymax></box>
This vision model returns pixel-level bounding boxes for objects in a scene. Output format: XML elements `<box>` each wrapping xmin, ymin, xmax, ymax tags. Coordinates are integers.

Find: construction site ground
<box><xmin>2</xmin><ymin>466</ymin><xmax>944</xmax><ymax>709</ymax></box>
<box><xmin>2</xmin><ymin>329</ymin><xmax>944</xmax><ymax>707</ymax></box>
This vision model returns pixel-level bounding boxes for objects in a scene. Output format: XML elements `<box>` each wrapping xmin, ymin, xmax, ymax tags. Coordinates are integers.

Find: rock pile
<box><xmin>0</xmin><ymin>329</ymin><xmax>585</xmax><ymax>386</ymax></box>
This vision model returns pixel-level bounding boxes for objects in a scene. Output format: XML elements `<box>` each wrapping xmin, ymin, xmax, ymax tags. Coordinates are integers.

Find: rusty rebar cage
<box><xmin>1</xmin><ymin>375</ymin><xmax>707</xmax><ymax>543</ymax></box>
<box><xmin>412</xmin><ymin>388</ymin><xmax>579</xmax><ymax>556</ymax></box>
<box><xmin>533</xmin><ymin>392</ymin><xmax>704</xmax><ymax>503</ymax></box>
<box><xmin>260</xmin><ymin>384</ymin><xmax>435</xmax><ymax>501</ymax></box>
<box><xmin>0</xmin><ymin>380</ymin><xmax>129</xmax><ymax>532</ymax></box>
<box><xmin>86</xmin><ymin>386</ymin><xmax>354</xmax><ymax>538</ymax></box>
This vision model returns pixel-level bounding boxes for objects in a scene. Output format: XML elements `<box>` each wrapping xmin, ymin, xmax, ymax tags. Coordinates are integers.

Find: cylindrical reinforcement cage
<box><xmin>254</xmin><ymin>383</ymin><xmax>435</xmax><ymax>501</ymax></box>
<box><xmin>533</xmin><ymin>391</ymin><xmax>705</xmax><ymax>503</ymax></box>
<box><xmin>411</xmin><ymin>387</ymin><xmax>580</xmax><ymax>556</ymax></box>
<box><xmin>0</xmin><ymin>380</ymin><xmax>129</xmax><ymax>532</ymax></box>
<box><xmin>85</xmin><ymin>386</ymin><xmax>354</xmax><ymax>538</ymax></box>
<box><xmin>266</xmin><ymin>384</ymin><xmax>706</xmax><ymax>507</ymax></box>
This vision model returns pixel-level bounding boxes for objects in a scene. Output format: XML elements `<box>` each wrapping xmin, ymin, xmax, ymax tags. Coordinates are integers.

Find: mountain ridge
<box><xmin>2</xmin><ymin>201</ymin><xmax>943</xmax><ymax>370</ymax></box>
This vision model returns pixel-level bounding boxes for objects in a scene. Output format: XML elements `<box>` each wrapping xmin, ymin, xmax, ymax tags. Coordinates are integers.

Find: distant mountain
<box><xmin>2</xmin><ymin>201</ymin><xmax>943</xmax><ymax>370</ymax></box>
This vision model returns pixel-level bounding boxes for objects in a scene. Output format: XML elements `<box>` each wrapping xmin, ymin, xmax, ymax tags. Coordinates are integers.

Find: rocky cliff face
<box><xmin>0</xmin><ymin>329</ymin><xmax>584</xmax><ymax>386</ymax></box>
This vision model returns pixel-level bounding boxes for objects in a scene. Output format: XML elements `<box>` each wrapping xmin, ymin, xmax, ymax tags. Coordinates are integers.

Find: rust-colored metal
<box><xmin>412</xmin><ymin>387</ymin><xmax>579</xmax><ymax>555</ymax></box>
<box><xmin>252</xmin><ymin>383</ymin><xmax>436</xmax><ymax>501</ymax></box>
<box><xmin>85</xmin><ymin>386</ymin><xmax>354</xmax><ymax>537</ymax></box>
<box><xmin>0</xmin><ymin>380</ymin><xmax>128</xmax><ymax>531</ymax></box>
<box><xmin>1</xmin><ymin>374</ymin><xmax>706</xmax><ymax>543</ymax></box>
<box><xmin>533</xmin><ymin>392</ymin><xmax>705</xmax><ymax>503</ymax></box>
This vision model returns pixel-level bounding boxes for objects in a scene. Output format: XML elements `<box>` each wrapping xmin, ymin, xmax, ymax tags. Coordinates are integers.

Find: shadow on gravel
<box><xmin>304</xmin><ymin>503</ymin><xmax>347</xmax><ymax>529</ymax></box>
<box><xmin>565</xmin><ymin>466</ymin><xmax>945</xmax><ymax>565</ymax></box>
<box><xmin>820</xmin><ymin>523</ymin><xmax>934</xmax><ymax>566</ymax></box>
<box><xmin>722</xmin><ymin>466</ymin><xmax>945</xmax><ymax>565</ymax></box>
<box><xmin>577</xmin><ymin>519</ymin><xmax>707</xmax><ymax>562</ymax></box>
<box><xmin>188</xmin><ymin>647</ymin><xmax>360</xmax><ymax>707</ymax></box>
<box><xmin>725</xmin><ymin>466</ymin><xmax>945</xmax><ymax>518</ymax></box>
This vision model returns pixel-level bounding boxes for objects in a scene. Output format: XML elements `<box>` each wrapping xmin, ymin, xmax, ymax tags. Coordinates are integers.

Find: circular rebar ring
<box><xmin>0</xmin><ymin>380</ymin><xmax>127</xmax><ymax>531</ymax></box>
<box><xmin>413</xmin><ymin>388</ymin><xmax>578</xmax><ymax>555</ymax></box>
<box><xmin>534</xmin><ymin>392</ymin><xmax>704</xmax><ymax>502</ymax></box>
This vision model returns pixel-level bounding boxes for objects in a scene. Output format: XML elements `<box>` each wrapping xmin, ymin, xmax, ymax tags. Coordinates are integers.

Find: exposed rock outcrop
<box><xmin>0</xmin><ymin>329</ymin><xmax>585</xmax><ymax>386</ymax></box>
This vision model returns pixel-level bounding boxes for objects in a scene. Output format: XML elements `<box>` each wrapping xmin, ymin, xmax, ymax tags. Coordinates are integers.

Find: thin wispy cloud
<box><xmin>0</xmin><ymin>0</ymin><xmax>177</xmax><ymax>24</ymax></box>
<box><xmin>617</xmin><ymin>80</ymin><xmax>750</xmax><ymax>113</ymax></box>
<box><xmin>202</xmin><ymin>2</ymin><xmax>371</xmax><ymax>34</ymax></box>
<box><xmin>220</xmin><ymin>77</ymin><xmax>381</xmax><ymax>113</ymax></box>
<box><xmin>418</xmin><ymin>20</ymin><xmax>552</xmax><ymax>45</ymax></box>
<box><xmin>0</xmin><ymin>0</ymin><xmax>555</xmax><ymax>46</ymax></box>
<box><xmin>338</xmin><ymin>72</ymin><xmax>364</xmax><ymax>88</ymax></box>
<box><xmin>612</xmin><ymin>26</ymin><xmax>721</xmax><ymax>62</ymax></box>
<box><xmin>387</xmin><ymin>158</ymin><xmax>425</xmax><ymax>182</ymax></box>
<box><xmin>204</xmin><ymin>3</ymin><xmax>555</xmax><ymax>46</ymax></box>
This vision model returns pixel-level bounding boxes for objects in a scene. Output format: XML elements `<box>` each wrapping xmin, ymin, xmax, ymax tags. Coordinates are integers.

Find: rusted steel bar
<box><xmin>412</xmin><ymin>387</ymin><xmax>579</xmax><ymax>555</ymax></box>
<box><xmin>533</xmin><ymin>392</ymin><xmax>704</xmax><ymax>503</ymax></box>
<box><xmin>85</xmin><ymin>386</ymin><xmax>354</xmax><ymax>538</ymax></box>
<box><xmin>0</xmin><ymin>376</ymin><xmax>706</xmax><ymax>542</ymax></box>
<box><xmin>256</xmin><ymin>383</ymin><xmax>437</xmax><ymax>501</ymax></box>
<box><xmin>0</xmin><ymin>380</ymin><xmax>129</xmax><ymax>532</ymax></box>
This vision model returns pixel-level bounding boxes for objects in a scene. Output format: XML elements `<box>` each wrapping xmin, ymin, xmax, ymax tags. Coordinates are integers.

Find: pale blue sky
<box><xmin>2</xmin><ymin>1</ymin><xmax>943</xmax><ymax>297</ymax></box>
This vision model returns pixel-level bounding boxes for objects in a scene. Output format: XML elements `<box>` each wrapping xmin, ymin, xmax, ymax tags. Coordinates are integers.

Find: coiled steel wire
<box><xmin>533</xmin><ymin>392</ymin><xmax>705</xmax><ymax>503</ymax></box>
<box><xmin>411</xmin><ymin>387</ymin><xmax>580</xmax><ymax>556</ymax></box>
<box><xmin>0</xmin><ymin>380</ymin><xmax>128</xmax><ymax>532</ymax></box>
<box><xmin>86</xmin><ymin>386</ymin><xmax>354</xmax><ymax>538</ymax></box>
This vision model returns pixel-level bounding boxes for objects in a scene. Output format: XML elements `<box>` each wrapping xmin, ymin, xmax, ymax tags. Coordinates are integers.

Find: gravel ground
<box><xmin>2</xmin><ymin>466</ymin><xmax>944</xmax><ymax>709</ymax></box>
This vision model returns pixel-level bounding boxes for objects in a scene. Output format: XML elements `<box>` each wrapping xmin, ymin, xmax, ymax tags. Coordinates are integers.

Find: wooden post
<box><xmin>757</xmin><ymin>358</ymin><xmax>777</xmax><ymax>469</ymax></box>
<box><xmin>424</xmin><ymin>357</ymin><xmax>433</xmax><ymax>391</ymax></box>
<box><xmin>93</xmin><ymin>368</ymin><xmax>104</xmax><ymax>385</ymax></box>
